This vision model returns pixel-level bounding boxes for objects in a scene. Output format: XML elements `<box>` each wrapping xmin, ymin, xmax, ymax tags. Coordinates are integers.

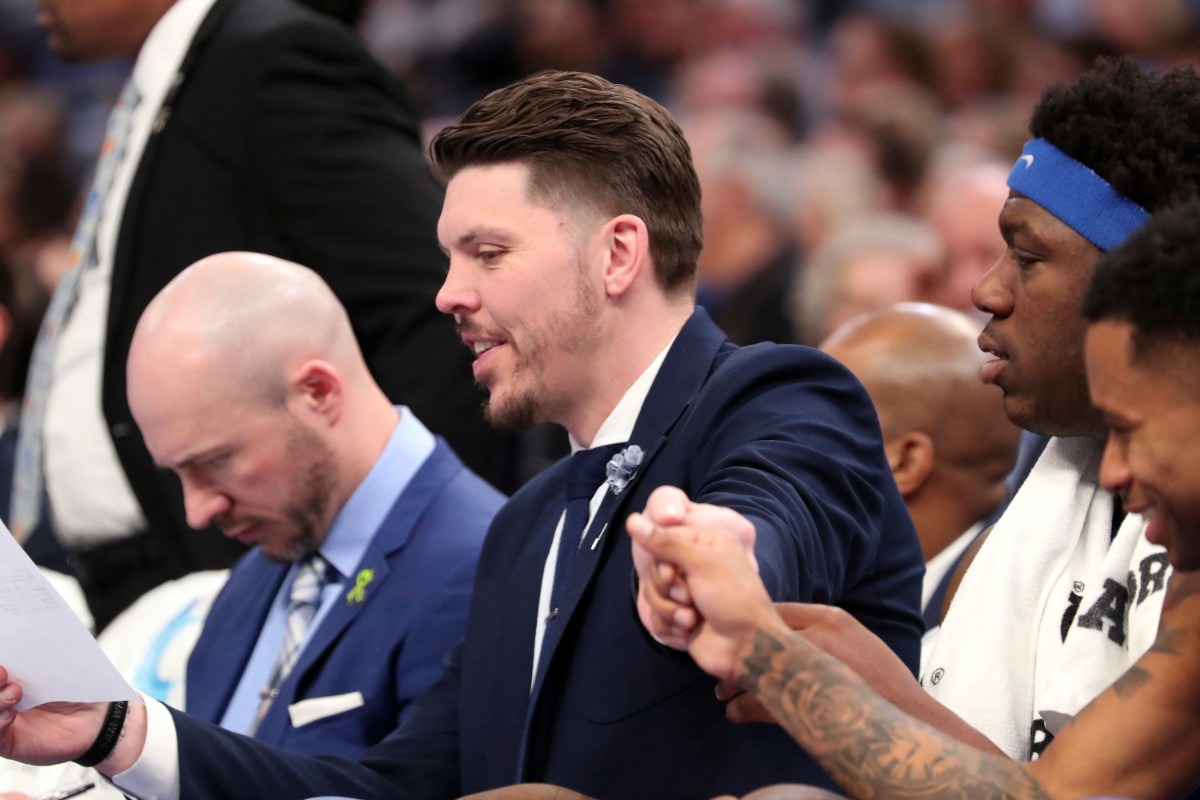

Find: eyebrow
<box><xmin>998</xmin><ymin>215</ymin><xmax>1048</xmax><ymax>249</ymax></box>
<box><xmin>165</xmin><ymin>446</ymin><xmax>225</xmax><ymax>472</ymax></box>
<box><xmin>448</xmin><ymin>226</ymin><xmax>515</xmax><ymax>250</ymax></box>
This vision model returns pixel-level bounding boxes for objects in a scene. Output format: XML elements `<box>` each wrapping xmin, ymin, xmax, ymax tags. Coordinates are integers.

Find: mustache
<box><xmin>455</xmin><ymin>320</ymin><xmax>502</xmax><ymax>338</ymax></box>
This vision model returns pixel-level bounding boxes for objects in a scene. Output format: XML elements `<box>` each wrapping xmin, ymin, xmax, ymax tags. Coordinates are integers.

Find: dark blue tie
<box><xmin>548</xmin><ymin>444</ymin><xmax>623</xmax><ymax>617</ymax></box>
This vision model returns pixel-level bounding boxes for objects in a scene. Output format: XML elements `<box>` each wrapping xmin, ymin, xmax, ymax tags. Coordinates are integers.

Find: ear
<box><xmin>289</xmin><ymin>359</ymin><xmax>343</xmax><ymax>426</ymax></box>
<box><xmin>600</xmin><ymin>214</ymin><xmax>651</xmax><ymax>299</ymax></box>
<box><xmin>884</xmin><ymin>431</ymin><xmax>935</xmax><ymax>497</ymax></box>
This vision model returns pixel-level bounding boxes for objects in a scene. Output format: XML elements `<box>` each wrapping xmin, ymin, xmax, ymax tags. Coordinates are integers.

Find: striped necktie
<box><xmin>10</xmin><ymin>78</ymin><xmax>140</xmax><ymax>543</ymax></box>
<box><xmin>251</xmin><ymin>553</ymin><xmax>332</xmax><ymax>733</ymax></box>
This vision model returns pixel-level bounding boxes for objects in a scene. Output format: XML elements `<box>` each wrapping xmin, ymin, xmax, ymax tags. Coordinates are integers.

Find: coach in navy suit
<box><xmin>0</xmin><ymin>72</ymin><xmax>921</xmax><ymax>800</ymax></box>
<box><xmin>143</xmin><ymin>252</ymin><xmax>500</xmax><ymax>757</ymax></box>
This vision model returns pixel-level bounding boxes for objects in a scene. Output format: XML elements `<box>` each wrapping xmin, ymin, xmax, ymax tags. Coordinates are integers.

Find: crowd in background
<box><xmin>1</xmin><ymin>0</ymin><xmax>1198</xmax><ymax>386</ymax></box>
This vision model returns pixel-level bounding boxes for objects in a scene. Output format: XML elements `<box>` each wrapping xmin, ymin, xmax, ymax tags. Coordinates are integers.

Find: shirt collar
<box><xmin>570</xmin><ymin>333</ymin><xmax>679</xmax><ymax>454</ymax></box>
<box><xmin>318</xmin><ymin>407</ymin><xmax>436</xmax><ymax>579</ymax></box>
<box><xmin>130</xmin><ymin>0</ymin><xmax>218</xmax><ymax>106</ymax></box>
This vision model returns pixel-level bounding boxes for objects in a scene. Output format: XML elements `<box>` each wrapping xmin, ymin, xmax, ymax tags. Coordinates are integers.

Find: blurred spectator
<box><xmin>787</xmin><ymin>140</ymin><xmax>888</xmax><ymax>255</ymax></box>
<box><xmin>686</xmin><ymin>109</ymin><xmax>800</xmax><ymax>345</ymax></box>
<box><xmin>14</xmin><ymin>0</ymin><xmax>500</xmax><ymax>632</ymax></box>
<box><xmin>820</xmin><ymin>302</ymin><xmax>1020</xmax><ymax>636</ymax></box>
<box><xmin>918</xmin><ymin>154</ymin><xmax>1010</xmax><ymax>314</ymax></box>
<box><xmin>925</xmin><ymin>10</ymin><xmax>1020</xmax><ymax>110</ymax></box>
<box><xmin>790</xmin><ymin>214</ymin><xmax>943</xmax><ymax>345</ymax></box>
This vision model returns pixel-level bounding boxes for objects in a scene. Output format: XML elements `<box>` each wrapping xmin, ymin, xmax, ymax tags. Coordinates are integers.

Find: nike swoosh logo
<box><xmin>1019</xmin><ymin>154</ymin><xmax>1034</xmax><ymax>168</ymax></box>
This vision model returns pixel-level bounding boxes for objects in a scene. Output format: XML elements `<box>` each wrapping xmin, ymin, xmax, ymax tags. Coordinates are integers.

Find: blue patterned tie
<box><xmin>548</xmin><ymin>444</ymin><xmax>623</xmax><ymax>617</ymax></box>
<box><xmin>10</xmin><ymin>79</ymin><xmax>140</xmax><ymax>544</ymax></box>
<box><xmin>251</xmin><ymin>553</ymin><xmax>332</xmax><ymax>732</ymax></box>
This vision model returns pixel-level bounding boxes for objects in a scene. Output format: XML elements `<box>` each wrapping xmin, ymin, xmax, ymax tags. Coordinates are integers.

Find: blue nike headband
<box><xmin>1006</xmin><ymin>138</ymin><xmax>1150</xmax><ymax>252</ymax></box>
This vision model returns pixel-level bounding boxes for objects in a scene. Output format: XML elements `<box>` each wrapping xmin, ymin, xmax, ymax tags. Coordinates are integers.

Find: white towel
<box><xmin>1037</xmin><ymin>511</ymin><xmax>1167</xmax><ymax>734</ymax></box>
<box><xmin>922</xmin><ymin>437</ymin><xmax>1169</xmax><ymax>759</ymax></box>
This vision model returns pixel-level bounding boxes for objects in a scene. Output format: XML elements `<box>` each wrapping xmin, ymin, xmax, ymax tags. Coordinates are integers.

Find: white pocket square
<box><xmin>288</xmin><ymin>691</ymin><xmax>364</xmax><ymax>728</ymax></box>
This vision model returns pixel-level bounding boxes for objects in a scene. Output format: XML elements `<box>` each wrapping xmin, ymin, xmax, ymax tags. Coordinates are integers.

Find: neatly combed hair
<box><xmin>1031</xmin><ymin>56</ymin><xmax>1200</xmax><ymax>212</ymax></box>
<box><xmin>1083</xmin><ymin>199</ymin><xmax>1200</xmax><ymax>355</ymax></box>
<box><xmin>429</xmin><ymin>70</ymin><xmax>703</xmax><ymax>293</ymax></box>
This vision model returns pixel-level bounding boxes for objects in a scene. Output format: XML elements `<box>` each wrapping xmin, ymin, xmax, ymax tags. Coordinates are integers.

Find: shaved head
<box><xmin>129</xmin><ymin>251</ymin><xmax>365</xmax><ymax>410</ymax></box>
<box><xmin>822</xmin><ymin>303</ymin><xmax>1020</xmax><ymax>558</ymax></box>
<box><xmin>127</xmin><ymin>252</ymin><xmax>396</xmax><ymax>561</ymax></box>
<box><xmin>822</xmin><ymin>303</ymin><xmax>993</xmax><ymax>453</ymax></box>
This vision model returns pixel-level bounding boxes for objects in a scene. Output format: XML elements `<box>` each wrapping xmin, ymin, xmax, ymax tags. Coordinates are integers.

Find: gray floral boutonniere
<box><xmin>605</xmin><ymin>444</ymin><xmax>644</xmax><ymax>496</ymax></box>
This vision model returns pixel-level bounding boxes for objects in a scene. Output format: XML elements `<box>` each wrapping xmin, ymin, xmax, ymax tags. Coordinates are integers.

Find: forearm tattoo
<box><xmin>739</xmin><ymin>629</ymin><xmax>1052</xmax><ymax>800</ymax></box>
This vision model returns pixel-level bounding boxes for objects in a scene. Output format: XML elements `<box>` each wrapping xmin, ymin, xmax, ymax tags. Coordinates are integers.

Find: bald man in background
<box><xmin>126</xmin><ymin>252</ymin><xmax>502</xmax><ymax>756</ymax></box>
<box><xmin>820</xmin><ymin>303</ymin><xmax>1020</xmax><ymax>630</ymax></box>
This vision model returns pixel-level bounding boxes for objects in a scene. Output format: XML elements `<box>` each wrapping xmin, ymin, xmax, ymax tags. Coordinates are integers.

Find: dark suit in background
<box><xmin>186</xmin><ymin>440</ymin><xmax>501</xmax><ymax>757</ymax></box>
<box><xmin>66</xmin><ymin>0</ymin><xmax>506</xmax><ymax>619</ymax></box>
<box><xmin>166</xmin><ymin>309</ymin><xmax>925</xmax><ymax>799</ymax></box>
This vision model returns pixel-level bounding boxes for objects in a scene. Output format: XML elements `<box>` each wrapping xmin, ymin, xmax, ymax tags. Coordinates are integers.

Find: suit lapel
<box><xmin>261</xmin><ymin>441</ymin><xmax>460</xmax><ymax>729</ymax></box>
<box><xmin>189</xmin><ymin>557</ymin><xmax>285</xmax><ymax>724</ymax></box>
<box><xmin>519</xmin><ymin>309</ymin><xmax>730</xmax><ymax>771</ymax></box>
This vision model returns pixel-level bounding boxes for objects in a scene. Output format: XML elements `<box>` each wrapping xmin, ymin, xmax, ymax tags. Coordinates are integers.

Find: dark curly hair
<box><xmin>1083</xmin><ymin>199</ymin><xmax>1200</xmax><ymax>357</ymax></box>
<box><xmin>1031</xmin><ymin>56</ymin><xmax>1200</xmax><ymax>212</ymax></box>
<box><xmin>429</xmin><ymin>70</ymin><xmax>702</xmax><ymax>294</ymax></box>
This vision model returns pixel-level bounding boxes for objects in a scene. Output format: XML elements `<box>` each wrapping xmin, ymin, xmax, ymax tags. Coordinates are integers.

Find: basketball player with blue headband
<box><xmin>920</xmin><ymin>55</ymin><xmax>1200</xmax><ymax>764</ymax></box>
<box><xmin>685</xmin><ymin>55</ymin><xmax>1200</xmax><ymax>773</ymax></box>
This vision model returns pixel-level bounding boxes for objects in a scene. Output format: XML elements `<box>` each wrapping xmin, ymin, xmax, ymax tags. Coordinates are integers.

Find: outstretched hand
<box><xmin>627</xmin><ymin>508</ymin><xmax>784</xmax><ymax>681</ymax></box>
<box><xmin>629</xmin><ymin>486</ymin><xmax>758</xmax><ymax>650</ymax></box>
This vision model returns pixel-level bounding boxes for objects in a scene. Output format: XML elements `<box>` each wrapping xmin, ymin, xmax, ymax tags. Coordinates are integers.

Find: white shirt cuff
<box><xmin>110</xmin><ymin>697</ymin><xmax>181</xmax><ymax>800</ymax></box>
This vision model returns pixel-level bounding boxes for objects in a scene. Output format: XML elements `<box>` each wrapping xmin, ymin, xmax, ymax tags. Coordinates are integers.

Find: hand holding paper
<box><xmin>0</xmin><ymin>523</ymin><xmax>135</xmax><ymax>710</ymax></box>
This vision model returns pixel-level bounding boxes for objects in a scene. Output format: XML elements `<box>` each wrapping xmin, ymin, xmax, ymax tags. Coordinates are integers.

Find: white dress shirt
<box><xmin>42</xmin><ymin>0</ymin><xmax>217</xmax><ymax>545</ymax></box>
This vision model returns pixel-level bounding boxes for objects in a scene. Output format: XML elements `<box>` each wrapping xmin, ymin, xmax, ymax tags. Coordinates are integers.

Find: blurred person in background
<box><xmin>686</xmin><ymin>108</ymin><xmax>801</xmax><ymax>345</ymax></box>
<box><xmin>919</xmin><ymin>154</ymin><xmax>1011</xmax><ymax>315</ymax></box>
<box><xmin>16</xmin><ymin>0</ymin><xmax>505</xmax><ymax>631</ymax></box>
<box><xmin>820</xmin><ymin>303</ymin><xmax>1020</xmax><ymax>637</ymax></box>
<box><xmin>790</xmin><ymin>213</ymin><xmax>943</xmax><ymax>346</ymax></box>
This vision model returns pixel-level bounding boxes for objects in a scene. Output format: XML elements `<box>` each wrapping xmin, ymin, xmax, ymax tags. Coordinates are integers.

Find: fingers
<box><xmin>0</xmin><ymin>680</ymin><xmax>21</xmax><ymax>709</ymax></box>
<box><xmin>641</xmin><ymin>486</ymin><xmax>757</xmax><ymax>547</ymax></box>
<box><xmin>641</xmin><ymin>485</ymin><xmax>692</xmax><ymax>527</ymax></box>
<box><xmin>725</xmin><ymin>690</ymin><xmax>779</xmax><ymax>724</ymax></box>
<box><xmin>630</xmin><ymin>513</ymin><xmax>698</xmax><ymax>647</ymax></box>
<box><xmin>774</xmin><ymin>602</ymin><xmax>830</xmax><ymax>632</ymax></box>
<box><xmin>714</xmin><ymin>678</ymin><xmax>742</xmax><ymax>702</ymax></box>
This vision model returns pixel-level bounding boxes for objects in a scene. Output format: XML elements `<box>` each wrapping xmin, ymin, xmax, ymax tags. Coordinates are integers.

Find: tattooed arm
<box><xmin>632</xmin><ymin>487</ymin><xmax>1002</xmax><ymax>755</ymax></box>
<box><xmin>628</xmin><ymin>513</ymin><xmax>1200</xmax><ymax>800</ymax></box>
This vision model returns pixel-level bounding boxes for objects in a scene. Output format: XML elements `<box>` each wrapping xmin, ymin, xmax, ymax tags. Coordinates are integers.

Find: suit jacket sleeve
<box><xmin>684</xmin><ymin>345</ymin><xmax>919</xmax><ymax>613</ymax></box>
<box><xmin>176</xmin><ymin>642</ymin><xmax>465</xmax><ymax>799</ymax></box>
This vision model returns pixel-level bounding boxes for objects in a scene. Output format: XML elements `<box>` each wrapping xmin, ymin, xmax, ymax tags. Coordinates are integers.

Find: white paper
<box><xmin>0</xmin><ymin>523</ymin><xmax>136</xmax><ymax>709</ymax></box>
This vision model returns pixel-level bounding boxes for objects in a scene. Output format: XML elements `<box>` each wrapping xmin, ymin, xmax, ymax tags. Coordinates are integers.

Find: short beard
<box><xmin>480</xmin><ymin>259</ymin><xmax>599</xmax><ymax>432</ymax></box>
<box><xmin>265</xmin><ymin>423</ymin><xmax>338</xmax><ymax>564</ymax></box>
<box><xmin>482</xmin><ymin>386</ymin><xmax>539</xmax><ymax>432</ymax></box>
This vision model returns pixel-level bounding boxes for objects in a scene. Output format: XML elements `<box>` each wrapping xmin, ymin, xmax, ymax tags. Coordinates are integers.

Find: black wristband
<box><xmin>73</xmin><ymin>700</ymin><xmax>129</xmax><ymax>768</ymax></box>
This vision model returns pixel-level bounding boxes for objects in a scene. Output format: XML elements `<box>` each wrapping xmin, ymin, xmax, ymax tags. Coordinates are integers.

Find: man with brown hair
<box><xmin>0</xmin><ymin>70</ymin><xmax>924</xmax><ymax>800</ymax></box>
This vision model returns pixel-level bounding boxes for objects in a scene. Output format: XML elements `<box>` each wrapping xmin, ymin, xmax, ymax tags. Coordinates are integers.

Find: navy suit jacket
<box><xmin>184</xmin><ymin>440</ymin><xmax>502</xmax><ymax>757</ymax></box>
<box><xmin>170</xmin><ymin>310</ymin><xmax>924</xmax><ymax>799</ymax></box>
